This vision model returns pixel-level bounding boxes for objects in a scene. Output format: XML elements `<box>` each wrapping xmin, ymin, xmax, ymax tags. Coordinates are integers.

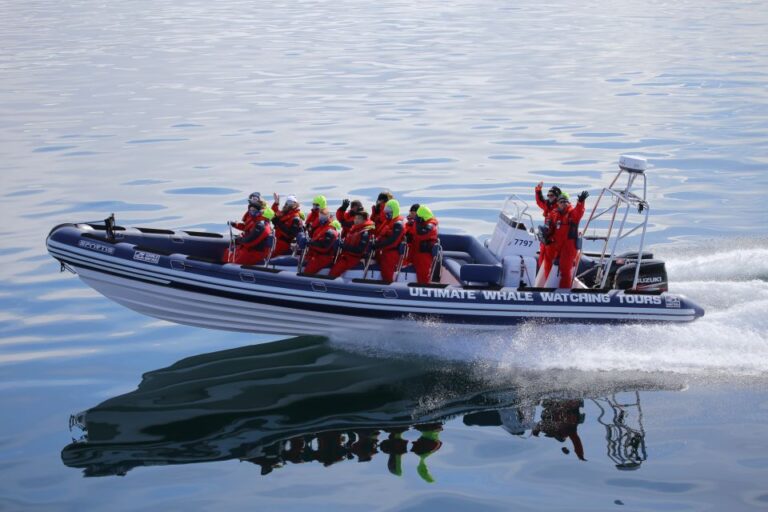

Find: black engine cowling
<box><xmin>613</xmin><ymin>259</ymin><xmax>668</xmax><ymax>292</ymax></box>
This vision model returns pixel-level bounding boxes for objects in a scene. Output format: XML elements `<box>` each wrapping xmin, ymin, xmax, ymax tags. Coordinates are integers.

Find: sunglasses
<box><xmin>547</xmin><ymin>193</ymin><xmax>555</xmax><ymax>198</ymax></box>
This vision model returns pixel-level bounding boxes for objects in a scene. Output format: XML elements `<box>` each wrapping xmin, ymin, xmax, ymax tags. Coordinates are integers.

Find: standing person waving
<box><xmin>546</xmin><ymin>191</ymin><xmax>589</xmax><ymax>288</ymax></box>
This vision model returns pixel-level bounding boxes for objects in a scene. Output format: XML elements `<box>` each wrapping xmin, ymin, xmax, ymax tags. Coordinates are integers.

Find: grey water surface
<box><xmin>1</xmin><ymin>0</ymin><xmax>768</xmax><ymax>510</ymax></box>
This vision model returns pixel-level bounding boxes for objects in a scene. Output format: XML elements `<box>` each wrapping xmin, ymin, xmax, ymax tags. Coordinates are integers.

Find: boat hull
<box><xmin>46</xmin><ymin>224</ymin><xmax>704</xmax><ymax>335</ymax></box>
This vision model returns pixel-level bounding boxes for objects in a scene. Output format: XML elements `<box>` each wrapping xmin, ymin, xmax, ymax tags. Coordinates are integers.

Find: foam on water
<box><xmin>332</xmin><ymin>242</ymin><xmax>768</xmax><ymax>378</ymax></box>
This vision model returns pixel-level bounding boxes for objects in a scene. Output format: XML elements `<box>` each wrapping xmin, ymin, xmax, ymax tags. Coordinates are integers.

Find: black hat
<box><xmin>410</xmin><ymin>203</ymin><xmax>420</xmax><ymax>212</ymax></box>
<box><xmin>377</xmin><ymin>191</ymin><xmax>393</xmax><ymax>202</ymax></box>
<box><xmin>548</xmin><ymin>186</ymin><xmax>562</xmax><ymax>196</ymax></box>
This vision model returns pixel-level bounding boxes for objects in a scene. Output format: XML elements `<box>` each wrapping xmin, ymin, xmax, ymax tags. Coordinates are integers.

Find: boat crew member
<box><xmin>534</xmin><ymin>182</ymin><xmax>561</xmax><ymax>271</ymax></box>
<box><xmin>411</xmin><ymin>205</ymin><xmax>439</xmax><ymax>284</ymax></box>
<box><xmin>336</xmin><ymin>199</ymin><xmax>365</xmax><ymax>238</ymax></box>
<box><xmin>271</xmin><ymin>193</ymin><xmax>303</xmax><ymax>256</ymax></box>
<box><xmin>226</xmin><ymin>203</ymin><xmax>274</xmax><ymax>265</ymax></box>
<box><xmin>371</xmin><ymin>191</ymin><xmax>393</xmax><ymax>231</ymax></box>
<box><xmin>305</xmin><ymin>195</ymin><xmax>327</xmax><ymax>236</ymax></box>
<box><xmin>374</xmin><ymin>199</ymin><xmax>406</xmax><ymax>283</ymax></box>
<box><xmin>546</xmin><ymin>190</ymin><xmax>588</xmax><ymax>288</ymax></box>
<box><xmin>329</xmin><ymin>210</ymin><xmax>375</xmax><ymax>278</ymax></box>
<box><xmin>302</xmin><ymin>208</ymin><xmax>339</xmax><ymax>274</ymax></box>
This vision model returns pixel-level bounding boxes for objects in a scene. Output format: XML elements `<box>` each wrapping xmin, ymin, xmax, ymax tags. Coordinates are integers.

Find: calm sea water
<box><xmin>1</xmin><ymin>0</ymin><xmax>767</xmax><ymax>510</ymax></box>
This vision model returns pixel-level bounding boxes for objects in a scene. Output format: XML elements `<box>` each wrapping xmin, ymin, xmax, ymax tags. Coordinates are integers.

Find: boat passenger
<box><xmin>305</xmin><ymin>195</ymin><xmax>327</xmax><ymax>237</ymax></box>
<box><xmin>374</xmin><ymin>199</ymin><xmax>406</xmax><ymax>283</ymax></box>
<box><xmin>336</xmin><ymin>199</ymin><xmax>365</xmax><ymax>238</ymax></box>
<box><xmin>403</xmin><ymin>203</ymin><xmax>420</xmax><ymax>267</ymax></box>
<box><xmin>534</xmin><ymin>182</ymin><xmax>561</xmax><ymax>270</ymax></box>
<box><xmin>271</xmin><ymin>193</ymin><xmax>303</xmax><ymax>256</ymax></box>
<box><xmin>405</xmin><ymin>203</ymin><xmax>419</xmax><ymax>241</ymax></box>
<box><xmin>328</xmin><ymin>210</ymin><xmax>375</xmax><ymax>278</ymax></box>
<box><xmin>411</xmin><ymin>205</ymin><xmax>439</xmax><ymax>284</ymax></box>
<box><xmin>226</xmin><ymin>204</ymin><xmax>274</xmax><ymax>265</ymax></box>
<box><xmin>371</xmin><ymin>191</ymin><xmax>393</xmax><ymax>231</ymax></box>
<box><xmin>545</xmin><ymin>190</ymin><xmax>589</xmax><ymax>288</ymax></box>
<box><xmin>302</xmin><ymin>208</ymin><xmax>339</xmax><ymax>275</ymax></box>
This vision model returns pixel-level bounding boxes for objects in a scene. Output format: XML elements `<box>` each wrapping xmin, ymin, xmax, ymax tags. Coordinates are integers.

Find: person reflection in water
<box><xmin>532</xmin><ymin>399</ymin><xmax>586</xmax><ymax>461</ymax></box>
<box><xmin>380</xmin><ymin>428</ymin><xmax>409</xmax><ymax>477</ymax></box>
<box><xmin>411</xmin><ymin>423</ymin><xmax>443</xmax><ymax>483</ymax></box>
<box><xmin>350</xmin><ymin>429</ymin><xmax>380</xmax><ymax>463</ymax></box>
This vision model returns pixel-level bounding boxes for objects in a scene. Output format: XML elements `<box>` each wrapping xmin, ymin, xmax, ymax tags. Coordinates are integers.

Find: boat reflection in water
<box><xmin>63</xmin><ymin>336</ymin><xmax>675</xmax><ymax>479</ymax></box>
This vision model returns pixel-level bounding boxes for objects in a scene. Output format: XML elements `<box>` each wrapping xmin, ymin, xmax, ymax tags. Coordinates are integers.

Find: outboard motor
<box><xmin>614</xmin><ymin>260</ymin><xmax>668</xmax><ymax>292</ymax></box>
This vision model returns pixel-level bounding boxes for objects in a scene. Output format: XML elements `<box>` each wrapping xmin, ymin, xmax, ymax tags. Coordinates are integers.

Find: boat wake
<box><xmin>332</xmin><ymin>241</ymin><xmax>768</xmax><ymax>378</ymax></box>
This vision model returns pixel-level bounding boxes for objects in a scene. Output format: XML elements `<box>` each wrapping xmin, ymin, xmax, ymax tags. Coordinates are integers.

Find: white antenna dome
<box><xmin>618</xmin><ymin>155</ymin><xmax>647</xmax><ymax>173</ymax></box>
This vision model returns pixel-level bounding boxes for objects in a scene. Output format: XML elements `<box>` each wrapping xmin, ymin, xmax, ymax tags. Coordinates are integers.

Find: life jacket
<box><xmin>272</xmin><ymin>207</ymin><xmax>302</xmax><ymax>242</ymax></box>
<box><xmin>305</xmin><ymin>209</ymin><xmax>320</xmax><ymax>235</ymax></box>
<box><xmin>535</xmin><ymin>186</ymin><xmax>559</xmax><ymax>219</ymax></box>
<box><xmin>412</xmin><ymin>217</ymin><xmax>439</xmax><ymax>253</ymax></box>
<box><xmin>546</xmin><ymin>202</ymin><xmax>585</xmax><ymax>249</ymax></box>
<box><xmin>335</xmin><ymin>208</ymin><xmax>357</xmax><ymax>238</ymax></box>
<box><xmin>240</xmin><ymin>214</ymin><xmax>272</xmax><ymax>251</ymax></box>
<box><xmin>342</xmin><ymin>220</ymin><xmax>375</xmax><ymax>254</ymax></box>
<box><xmin>307</xmin><ymin>223</ymin><xmax>338</xmax><ymax>255</ymax></box>
<box><xmin>376</xmin><ymin>216</ymin><xmax>405</xmax><ymax>252</ymax></box>
<box><xmin>371</xmin><ymin>204</ymin><xmax>388</xmax><ymax>232</ymax></box>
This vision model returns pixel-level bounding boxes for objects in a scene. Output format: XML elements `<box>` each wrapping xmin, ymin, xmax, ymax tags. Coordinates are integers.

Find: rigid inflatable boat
<box><xmin>46</xmin><ymin>155</ymin><xmax>704</xmax><ymax>334</ymax></box>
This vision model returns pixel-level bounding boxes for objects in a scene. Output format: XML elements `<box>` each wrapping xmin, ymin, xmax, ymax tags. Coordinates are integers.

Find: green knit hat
<box><xmin>416</xmin><ymin>205</ymin><xmax>434</xmax><ymax>221</ymax></box>
<box><xmin>312</xmin><ymin>195</ymin><xmax>327</xmax><ymax>208</ymax></box>
<box><xmin>384</xmin><ymin>199</ymin><xmax>400</xmax><ymax>218</ymax></box>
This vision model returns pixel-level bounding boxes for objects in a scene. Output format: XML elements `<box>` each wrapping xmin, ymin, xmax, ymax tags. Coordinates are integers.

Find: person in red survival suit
<box><xmin>374</xmin><ymin>199</ymin><xmax>406</xmax><ymax>283</ymax></box>
<box><xmin>270</xmin><ymin>193</ymin><xmax>304</xmax><ymax>256</ymax></box>
<box><xmin>546</xmin><ymin>190</ymin><xmax>588</xmax><ymax>288</ymax></box>
<box><xmin>411</xmin><ymin>205</ymin><xmax>439</xmax><ymax>284</ymax></box>
<box><xmin>329</xmin><ymin>210</ymin><xmax>375</xmax><ymax>278</ymax></box>
<box><xmin>304</xmin><ymin>195</ymin><xmax>327</xmax><ymax>237</ymax></box>
<box><xmin>225</xmin><ymin>204</ymin><xmax>274</xmax><ymax>265</ymax></box>
<box><xmin>371</xmin><ymin>191</ymin><xmax>393</xmax><ymax>233</ymax></box>
<box><xmin>403</xmin><ymin>203</ymin><xmax>420</xmax><ymax>266</ymax></box>
<box><xmin>302</xmin><ymin>209</ymin><xmax>339</xmax><ymax>275</ymax></box>
<box><xmin>335</xmin><ymin>198</ymin><xmax>365</xmax><ymax>238</ymax></box>
<box><xmin>534</xmin><ymin>182</ymin><xmax>561</xmax><ymax>270</ymax></box>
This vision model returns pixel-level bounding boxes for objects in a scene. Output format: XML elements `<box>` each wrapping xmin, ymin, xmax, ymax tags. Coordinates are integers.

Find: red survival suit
<box><xmin>371</xmin><ymin>203</ymin><xmax>389</xmax><ymax>233</ymax></box>
<box><xmin>374</xmin><ymin>215</ymin><xmax>405</xmax><ymax>283</ymax></box>
<box><xmin>271</xmin><ymin>204</ymin><xmax>303</xmax><ymax>256</ymax></box>
<box><xmin>329</xmin><ymin>219</ymin><xmax>375</xmax><ymax>278</ymax></box>
<box><xmin>226</xmin><ymin>213</ymin><xmax>273</xmax><ymax>265</ymax></box>
<box><xmin>336</xmin><ymin>201</ymin><xmax>363</xmax><ymax>238</ymax></box>
<box><xmin>411</xmin><ymin>217</ymin><xmax>439</xmax><ymax>284</ymax></box>
<box><xmin>535</xmin><ymin>184</ymin><xmax>560</xmax><ymax>270</ymax></box>
<box><xmin>545</xmin><ymin>199</ymin><xmax>585</xmax><ymax>288</ymax></box>
<box><xmin>303</xmin><ymin>222</ymin><xmax>339</xmax><ymax>275</ymax></box>
<box><xmin>305</xmin><ymin>208</ymin><xmax>320</xmax><ymax>237</ymax></box>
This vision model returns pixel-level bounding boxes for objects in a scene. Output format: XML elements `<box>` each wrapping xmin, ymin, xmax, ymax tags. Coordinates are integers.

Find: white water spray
<box><xmin>332</xmin><ymin>242</ymin><xmax>768</xmax><ymax>378</ymax></box>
